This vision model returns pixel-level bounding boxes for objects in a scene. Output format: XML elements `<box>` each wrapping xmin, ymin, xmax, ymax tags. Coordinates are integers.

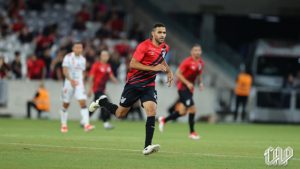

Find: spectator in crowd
<box><xmin>42</xmin><ymin>48</ymin><xmax>52</xmax><ymax>78</ymax></box>
<box><xmin>108</xmin><ymin>51</ymin><xmax>121</xmax><ymax>77</ymax></box>
<box><xmin>92</xmin><ymin>0</ymin><xmax>108</xmax><ymax>22</ymax></box>
<box><xmin>109</xmin><ymin>12</ymin><xmax>123</xmax><ymax>32</ymax></box>
<box><xmin>26</xmin><ymin>0</ymin><xmax>43</xmax><ymax>11</ymax></box>
<box><xmin>27</xmin><ymin>54</ymin><xmax>45</xmax><ymax>79</ymax></box>
<box><xmin>51</xmin><ymin>50</ymin><xmax>65</xmax><ymax>80</ymax></box>
<box><xmin>72</xmin><ymin>15</ymin><xmax>86</xmax><ymax>31</ymax></box>
<box><xmin>11</xmin><ymin>16</ymin><xmax>25</xmax><ymax>32</ymax></box>
<box><xmin>96</xmin><ymin>23</ymin><xmax>112</xmax><ymax>40</ymax></box>
<box><xmin>27</xmin><ymin>82</ymin><xmax>50</xmax><ymax>119</ymax></box>
<box><xmin>283</xmin><ymin>73</ymin><xmax>295</xmax><ymax>89</ymax></box>
<box><xmin>0</xmin><ymin>56</ymin><xmax>10</xmax><ymax>79</ymax></box>
<box><xmin>10</xmin><ymin>51</ymin><xmax>22</xmax><ymax>79</ymax></box>
<box><xmin>8</xmin><ymin>0</ymin><xmax>25</xmax><ymax>19</ymax></box>
<box><xmin>18</xmin><ymin>26</ymin><xmax>34</xmax><ymax>44</ymax></box>
<box><xmin>76</xmin><ymin>4</ymin><xmax>91</xmax><ymax>24</ymax></box>
<box><xmin>35</xmin><ymin>27</ymin><xmax>55</xmax><ymax>57</ymax></box>
<box><xmin>0</xmin><ymin>15</ymin><xmax>10</xmax><ymax>38</ymax></box>
<box><xmin>128</xmin><ymin>23</ymin><xmax>145</xmax><ymax>42</ymax></box>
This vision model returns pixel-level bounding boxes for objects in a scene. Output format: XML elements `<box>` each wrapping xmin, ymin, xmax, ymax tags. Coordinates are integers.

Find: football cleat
<box><xmin>103</xmin><ymin>122</ymin><xmax>114</xmax><ymax>130</ymax></box>
<box><xmin>189</xmin><ymin>132</ymin><xmax>200</xmax><ymax>140</ymax></box>
<box><xmin>143</xmin><ymin>144</ymin><xmax>160</xmax><ymax>155</ymax></box>
<box><xmin>61</xmin><ymin>125</ymin><xmax>68</xmax><ymax>133</ymax></box>
<box><xmin>88</xmin><ymin>95</ymin><xmax>108</xmax><ymax>113</ymax></box>
<box><xmin>84</xmin><ymin>124</ymin><xmax>95</xmax><ymax>132</ymax></box>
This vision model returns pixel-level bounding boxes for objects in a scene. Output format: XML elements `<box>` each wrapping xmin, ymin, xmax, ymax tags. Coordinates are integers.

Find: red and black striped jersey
<box><xmin>177</xmin><ymin>56</ymin><xmax>205</xmax><ymax>92</ymax></box>
<box><xmin>127</xmin><ymin>39</ymin><xmax>169</xmax><ymax>87</ymax></box>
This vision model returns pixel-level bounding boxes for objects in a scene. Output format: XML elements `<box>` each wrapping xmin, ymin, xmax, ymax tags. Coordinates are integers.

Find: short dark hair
<box><xmin>152</xmin><ymin>23</ymin><xmax>165</xmax><ymax>30</ymax></box>
<box><xmin>73</xmin><ymin>41</ymin><xmax>83</xmax><ymax>46</ymax></box>
<box><xmin>15</xmin><ymin>51</ymin><xmax>20</xmax><ymax>56</ymax></box>
<box><xmin>192</xmin><ymin>44</ymin><xmax>201</xmax><ymax>48</ymax></box>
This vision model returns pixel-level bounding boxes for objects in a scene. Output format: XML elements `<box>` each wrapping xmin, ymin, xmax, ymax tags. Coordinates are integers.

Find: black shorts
<box><xmin>119</xmin><ymin>84</ymin><xmax>157</xmax><ymax>107</ymax></box>
<box><xmin>178</xmin><ymin>89</ymin><xmax>194</xmax><ymax>107</ymax></box>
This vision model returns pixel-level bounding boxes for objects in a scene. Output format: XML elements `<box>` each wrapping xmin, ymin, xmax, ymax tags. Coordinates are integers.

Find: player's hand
<box><xmin>186</xmin><ymin>82</ymin><xmax>194</xmax><ymax>91</ymax></box>
<box><xmin>70</xmin><ymin>80</ymin><xmax>78</xmax><ymax>88</ymax></box>
<box><xmin>199</xmin><ymin>82</ymin><xmax>204</xmax><ymax>91</ymax></box>
<box><xmin>153</xmin><ymin>64</ymin><xmax>166</xmax><ymax>72</ymax></box>
<box><xmin>167</xmin><ymin>71</ymin><xmax>173</xmax><ymax>87</ymax></box>
<box><xmin>87</xmin><ymin>89</ymin><xmax>93</xmax><ymax>98</ymax></box>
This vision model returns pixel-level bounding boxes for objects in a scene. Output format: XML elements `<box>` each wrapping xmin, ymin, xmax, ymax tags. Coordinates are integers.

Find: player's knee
<box><xmin>187</xmin><ymin>106</ymin><xmax>196</xmax><ymax>113</ymax></box>
<box><xmin>115</xmin><ymin>113</ymin><xmax>123</xmax><ymax>118</ymax></box>
<box><xmin>115</xmin><ymin>108</ymin><xmax>128</xmax><ymax>118</ymax></box>
<box><xmin>63</xmin><ymin>103</ymin><xmax>69</xmax><ymax>109</ymax></box>
<box><xmin>145</xmin><ymin>107</ymin><xmax>156</xmax><ymax>116</ymax></box>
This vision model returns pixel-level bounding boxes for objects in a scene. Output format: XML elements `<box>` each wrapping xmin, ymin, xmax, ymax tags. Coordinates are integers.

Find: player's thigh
<box><xmin>75</xmin><ymin>85</ymin><xmax>87</xmax><ymax>106</ymax></box>
<box><xmin>140</xmin><ymin>87</ymin><xmax>157</xmax><ymax>106</ymax></box>
<box><xmin>115</xmin><ymin>105</ymin><xmax>131</xmax><ymax>118</ymax></box>
<box><xmin>119</xmin><ymin>84</ymin><xmax>140</xmax><ymax>108</ymax></box>
<box><xmin>142</xmin><ymin>101</ymin><xmax>157</xmax><ymax>117</ymax></box>
<box><xmin>187</xmin><ymin>105</ymin><xmax>196</xmax><ymax>114</ymax></box>
<box><xmin>178</xmin><ymin>90</ymin><xmax>194</xmax><ymax>108</ymax></box>
<box><xmin>61</xmin><ymin>83</ymin><xmax>74</xmax><ymax>104</ymax></box>
<box><xmin>177</xmin><ymin>102</ymin><xmax>187</xmax><ymax>115</ymax></box>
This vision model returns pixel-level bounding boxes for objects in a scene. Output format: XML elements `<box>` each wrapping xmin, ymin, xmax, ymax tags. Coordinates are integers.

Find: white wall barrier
<box><xmin>0</xmin><ymin>80</ymin><xmax>217</xmax><ymax>122</ymax></box>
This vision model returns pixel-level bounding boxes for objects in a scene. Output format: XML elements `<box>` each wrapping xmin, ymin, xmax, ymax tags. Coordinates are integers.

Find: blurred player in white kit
<box><xmin>60</xmin><ymin>42</ymin><xmax>95</xmax><ymax>133</ymax></box>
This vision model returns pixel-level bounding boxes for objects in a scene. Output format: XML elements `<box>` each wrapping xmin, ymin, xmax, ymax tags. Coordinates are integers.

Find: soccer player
<box><xmin>89</xmin><ymin>23</ymin><xmax>173</xmax><ymax>155</ymax></box>
<box><xmin>88</xmin><ymin>50</ymin><xmax>118</xmax><ymax>129</ymax></box>
<box><xmin>158</xmin><ymin>44</ymin><xmax>205</xmax><ymax>140</ymax></box>
<box><xmin>60</xmin><ymin>42</ymin><xmax>94</xmax><ymax>133</ymax></box>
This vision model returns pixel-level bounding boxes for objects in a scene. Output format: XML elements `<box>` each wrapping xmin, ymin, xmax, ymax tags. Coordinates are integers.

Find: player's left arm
<box><xmin>87</xmin><ymin>63</ymin><xmax>95</xmax><ymax>98</ymax></box>
<box><xmin>162</xmin><ymin>60</ymin><xmax>173</xmax><ymax>87</ymax></box>
<box><xmin>199</xmin><ymin>73</ymin><xmax>204</xmax><ymax>91</ymax></box>
<box><xmin>108</xmin><ymin>66</ymin><xmax>118</xmax><ymax>83</ymax></box>
<box><xmin>87</xmin><ymin>75</ymin><xmax>94</xmax><ymax>98</ymax></box>
<box><xmin>109</xmin><ymin>74</ymin><xmax>118</xmax><ymax>84</ymax></box>
<box><xmin>198</xmin><ymin>62</ymin><xmax>204</xmax><ymax>91</ymax></box>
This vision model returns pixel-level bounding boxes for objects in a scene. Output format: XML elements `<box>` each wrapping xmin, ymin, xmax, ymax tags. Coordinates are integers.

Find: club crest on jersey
<box><xmin>149</xmin><ymin>51</ymin><xmax>155</xmax><ymax>56</ymax></box>
<box><xmin>161</xmin><ymin>49</ymin><xmax>166</xmax><ymax>58</ymax></box>
<box><xmin>120</xmin><ymin>97</ymin><xmax>126</xmax><ymax>104</ymax></box>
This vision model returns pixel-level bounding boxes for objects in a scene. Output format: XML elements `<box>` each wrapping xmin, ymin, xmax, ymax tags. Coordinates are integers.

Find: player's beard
<box><xmin>155</xmin><ymin>38</ymin><xmax>164</xmax><ymax>45</ymax></box>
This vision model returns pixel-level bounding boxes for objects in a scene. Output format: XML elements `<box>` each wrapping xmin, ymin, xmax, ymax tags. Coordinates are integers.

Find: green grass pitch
<box><xmin>0</xmin><ymin>119</ymin><xmax>299</xmax><ymax>169</ymax></box>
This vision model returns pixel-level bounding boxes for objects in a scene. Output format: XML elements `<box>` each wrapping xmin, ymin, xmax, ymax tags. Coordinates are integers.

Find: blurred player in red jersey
<box><xmin>158</xmin><ymin>44</ymin><xmax>205</xmax><ymax>140</ymax></box>
<box><xmin>89</xmin><ymin>23</ymin><xmax>173</xmax><ymax>155</ymax></box>
<box><xmin>88</xmin><ymin>50</ymin><xmax>118</xmax><ymax>129</ymax></box>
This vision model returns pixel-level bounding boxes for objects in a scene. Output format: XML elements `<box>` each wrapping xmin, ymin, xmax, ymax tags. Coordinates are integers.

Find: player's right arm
<box><xmin>176</xmin><ymin>59</ymin><xmax>193</xmax><ymax>91</ymax></box>
<box><xmin>176</xmin><ymin>69</ymin><xmax>193</xmax><ymax>91</ymax></box>
<box><xmin>63</xmin><ymin>67</ymin><xmax>78</xmax><ymax>88</ymax></box>
<box><xmin>62</xmin><ymin>55</ymin><xmax>78</xmax><ymax>88</ymax></box>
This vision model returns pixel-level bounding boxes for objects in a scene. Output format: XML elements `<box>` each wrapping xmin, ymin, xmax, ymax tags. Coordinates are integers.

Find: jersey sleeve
<box><xmin>199</xmin><ymin>62</ymin><xmax>205</xmax><ymax>75</ymax></box>
<box><xmin>62</xmin><ymin>55</ymin><xmax>70</xmax><ymax>68</ymax></box>
<box><xmin>178</xmin><ymin>58</ymin><xmax>189</xmax><ymax>72</ymax></box>
<box><xmin>82</xmin><ymin>58</ymin><xmax>86</xmax><ymax>71</ymax></box>
<box><xmin>132</xmin><ymin>43</ymin><xmax>146</xmax><ymax>62</ymax></box>
<box><xmin>108</xmin><ymin>65</ymin><xmax>113</xmax><ymax>76</ymax></box>
<box><xmin>89</xmin><ymin>63</ymin><xmax>97</xmax><ymax>77</ymax></box>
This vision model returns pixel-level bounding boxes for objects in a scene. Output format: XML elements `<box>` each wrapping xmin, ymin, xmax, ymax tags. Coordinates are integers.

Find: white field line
<box><xmin>0</xmin><ymin>142</ymin><xmax>299</xmax><ymax>161</ymax></box>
